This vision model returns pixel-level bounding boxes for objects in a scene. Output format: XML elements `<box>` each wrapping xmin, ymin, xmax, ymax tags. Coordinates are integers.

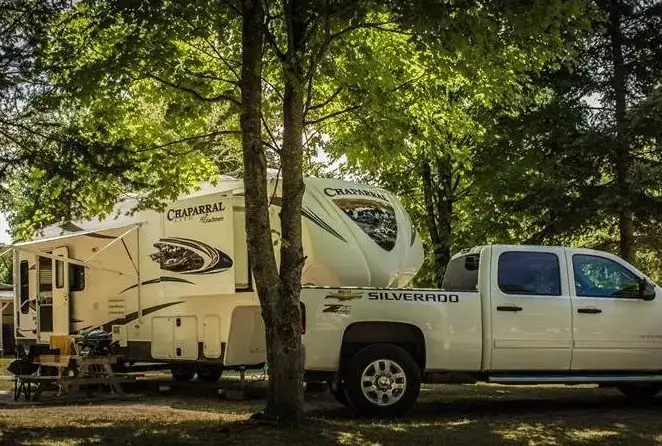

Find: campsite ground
<box><xmin>1</xmin><ymin>376</ymin><xmax>662</xmax><ymax>445</ymax></box>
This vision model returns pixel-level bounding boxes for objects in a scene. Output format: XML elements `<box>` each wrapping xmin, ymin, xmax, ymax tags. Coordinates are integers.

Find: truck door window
<box><xmin>498</xmin><ymin>252</ymin><xmax>561</xmax><ymax>296</ymax></box>
<box><xmin>572</xmin><ymin>254</ymin><xmax>639</xmax><ymax>298</ymax></box>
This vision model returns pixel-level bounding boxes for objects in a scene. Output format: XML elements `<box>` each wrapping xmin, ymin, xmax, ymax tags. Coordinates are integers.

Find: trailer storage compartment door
<box><xmin>159</xmin><ymin>192</ymin><xmax>235</xmax><ymax>297</ymax></box>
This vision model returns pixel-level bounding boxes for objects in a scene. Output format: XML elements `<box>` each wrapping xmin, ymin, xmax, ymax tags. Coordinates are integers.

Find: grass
<box><xmin>0</xmin><ymin>357</ymin><xmax>14</xmax><ymax>391</ymax></box>
<box><xmin>1</xmin><ymin>381</ymin><xmax>662</xmax><ymax>445</ymax></box>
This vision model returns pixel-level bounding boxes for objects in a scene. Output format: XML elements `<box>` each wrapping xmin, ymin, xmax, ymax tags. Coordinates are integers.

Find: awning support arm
<box><xmin>84</xmin><ymin>225</ymin><xmax>140</xmax><ymax>266</ymax></box>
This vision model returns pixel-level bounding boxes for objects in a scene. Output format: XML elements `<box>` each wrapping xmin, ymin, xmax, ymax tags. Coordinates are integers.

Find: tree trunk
<box><xmin>420</xmin><ymin>155</ymin><xmax>453</xmax><ymax>288</ymax></box>
<box><xmin>433</xmin><ymin>155</ymin><xmax>453</xmax><ymax>285</ymax></box>
<box><xmin>609</xmin><ymin>0</ymin><xmax>633</xmax><ymax>262</ymax></box>
<box><xmin>265</xmin><ymin>0</ymin><xmax>308</xmax><ymax>428</ymax></box>
<box><xmin>240</xmin><ymin>0</ymin><xmax>297</xmax><ymax>427</ymax></box>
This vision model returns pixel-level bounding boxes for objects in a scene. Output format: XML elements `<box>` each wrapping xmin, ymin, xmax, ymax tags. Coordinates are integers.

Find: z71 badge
<box><xmin>323</xmin><ymin>304</ymin><xmax>351</xmax><ymax>314</ymax></box>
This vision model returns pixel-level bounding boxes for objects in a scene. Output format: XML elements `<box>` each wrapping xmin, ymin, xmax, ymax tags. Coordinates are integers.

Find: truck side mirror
<box><xmin>639</xmin><ymin>278</ymin><xmax>656</xmax><ymax>301</ymax></box>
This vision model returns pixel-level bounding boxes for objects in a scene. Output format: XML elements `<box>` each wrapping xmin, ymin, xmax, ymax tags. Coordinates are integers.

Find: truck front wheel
<box><xmin>343</xmin><ymin>344</ymin><xmax>421</xmax><ymax>417</ymax></box>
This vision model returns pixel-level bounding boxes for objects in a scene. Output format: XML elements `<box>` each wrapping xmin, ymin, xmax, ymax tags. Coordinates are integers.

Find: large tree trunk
<box><xmin>266</xmin><ymin>0</ymin><xmax>307</xmax><ymax>428</ymax></box>
<box><xmin>241</xmin><ymin>0</ymin><xmax>306</xmax><ymax>428</ymax></box>
<box><xmin>609</xmin><ymin>0</ymin><xmax>633</xmax><ymax>262</ymax></box>
<box><xmin>240</xmin><ymin>0</ymin><xmax>302</xmax><ymax>428</ymax></box>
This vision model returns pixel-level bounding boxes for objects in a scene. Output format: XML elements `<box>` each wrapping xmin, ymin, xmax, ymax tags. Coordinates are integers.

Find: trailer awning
<box><xmin>0</xmin><ymin>223</ymin><xmax>142</xmax><ymax>277</ymax></box>
<box><xmin>9</xmin><ymin>222</ymin><xmax>144</xmax><ymax>247</ymax></box>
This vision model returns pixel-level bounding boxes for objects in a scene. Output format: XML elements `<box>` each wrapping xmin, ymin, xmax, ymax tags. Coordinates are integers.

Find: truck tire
<box><xmin>617</xmin><ymin>383</ymin><xmax>662</xmax><ymax>400</ymax></box>
<box><xmin>171</xmin><ymin>364</ymin><xmax>195</xmax><ymax>382</ymax></box>
<box><xmin>197</xmin><ymin>364</ymin><xmax>223</xmax><ymax>383</ymax></box>
<box><xmin>342</xmin><ymin>344</ymin><xmax>421</xmax><ymax>417</ymax></box>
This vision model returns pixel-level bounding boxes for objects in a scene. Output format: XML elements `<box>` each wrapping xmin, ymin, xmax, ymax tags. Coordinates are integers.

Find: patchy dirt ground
<box><xmin>1</xmin><ymin>379</ymin><xmax>662</xmax><ymax>445</ymax></box>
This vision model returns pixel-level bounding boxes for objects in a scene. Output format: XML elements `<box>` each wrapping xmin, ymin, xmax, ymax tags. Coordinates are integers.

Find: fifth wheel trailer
<box><xmin>8</xmin><ymin>174</ymin><xmax>424</xmax><ymax>381</ymax></box>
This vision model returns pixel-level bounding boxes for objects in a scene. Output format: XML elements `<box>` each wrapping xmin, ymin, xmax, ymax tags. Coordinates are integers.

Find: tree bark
<box><xmin>240</xmin><ymin>0</ymin><xmax>295</xmax><ymax>426</ymax></box>
<box><xmin>609</xmin><ymin>0</ymin><xmax>633</xmax><ymax>262</ymax></box>
<box><xmin>433</xmin><ymin>155</ymin><xmax>453</xmax><ymax>285</ymax></box>
<box><xmin>420</xmin><ymin>155</ymin><xmax>453</xmax><ymax>288</ymax></box>
<box><xmin>266</xmin><ymin>0</ymin><xmax>307</xmax><ymax>428</ymax></box>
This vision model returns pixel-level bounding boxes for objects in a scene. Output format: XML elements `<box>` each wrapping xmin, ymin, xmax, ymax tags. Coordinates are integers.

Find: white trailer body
<box><xmin>11</xmin><ymin>175</ymin><xmax>424</xmax><ymax>369</ymax></box>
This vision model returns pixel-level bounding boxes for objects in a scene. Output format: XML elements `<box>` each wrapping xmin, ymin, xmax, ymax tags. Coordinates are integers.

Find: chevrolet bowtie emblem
<box><xmin>325</xmin><ymin>291</ymin><xmax>362</xmax><ymax>301</ymax></box>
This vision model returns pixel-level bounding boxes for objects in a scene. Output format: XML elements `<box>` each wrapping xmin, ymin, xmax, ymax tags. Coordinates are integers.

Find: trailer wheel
<box><xmin>170</xmin><ymin>364</ymin><xmax>195</xmax><ymax>382</ymax></box>
<box><xmin>617</xmin><ymin>383</ymin><xmax>662</xmax><ymax>400</ymax></box>
<box><xmin>342</xmin><ymin>344</ymin><xmax>420</xmax><ymax>417</ymax></box>
<box><xmin>197</xmin><ymin>364</ymin><xmax>223</xmax><ymax>383</ymax></box>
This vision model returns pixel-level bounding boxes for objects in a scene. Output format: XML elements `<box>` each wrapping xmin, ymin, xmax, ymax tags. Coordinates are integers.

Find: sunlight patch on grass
<box><xmin>569</xmin><ymin>428</ymin><xmax>620</xmax><ymax>441</ymax></box>
<box><xmin>335</xmin><ymin>430</ymin><xmax>381</xmax><ymax>445</ymax></box>
<box><xmin>494</xmin><ymin>422</ymin><xmax>567</xmax><ymax>445</ymax></box>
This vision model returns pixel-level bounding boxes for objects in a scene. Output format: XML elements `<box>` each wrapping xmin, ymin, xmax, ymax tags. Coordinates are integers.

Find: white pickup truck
<box><xmin>300</xmin><ymin>244</ymin><xmax>662</xmax><ymax>416</ymax></box>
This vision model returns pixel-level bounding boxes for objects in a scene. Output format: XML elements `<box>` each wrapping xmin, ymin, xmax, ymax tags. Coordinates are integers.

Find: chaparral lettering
<box><xmin>167</xmin><ymin>201</ymin><xmax>226</xmax><ymax>221</ymax></box>
<box><xmin>323</xmin><ymin>187</ymin><xmax>388</xmax><ymax>201</ymax></box>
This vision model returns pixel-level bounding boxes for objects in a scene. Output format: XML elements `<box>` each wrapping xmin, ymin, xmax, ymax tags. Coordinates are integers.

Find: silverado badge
<box><xmin>325</xmin><ymin>290</ymin><xmax>362</xmax><ymax>301</ymax></box>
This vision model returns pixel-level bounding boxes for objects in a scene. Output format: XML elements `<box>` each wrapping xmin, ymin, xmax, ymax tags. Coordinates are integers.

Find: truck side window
<box><xmin>19</xmin><ymin>260</ymin><xmax>29</xmax><ymax>314</ymax></box>
<box><xmin>442</xmin><ymin>255</ymin><xmax>479</xmax><ymax>291</ymax></box>
<box><xmin>498</xmin><ymin>252</ymin><xmax>561</xmax><ymax>296</ymax></box>
<box><xmin>572</xmin><ymin>254</ymin><xmax>639</xmax><ymax>298</ymax></box>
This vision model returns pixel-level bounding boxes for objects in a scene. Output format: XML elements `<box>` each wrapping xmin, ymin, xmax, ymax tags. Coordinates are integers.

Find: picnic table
<box><xmin>12</xmin><ymin>335</ymin><xmax>134</xmax><ymax>401</ymax></box>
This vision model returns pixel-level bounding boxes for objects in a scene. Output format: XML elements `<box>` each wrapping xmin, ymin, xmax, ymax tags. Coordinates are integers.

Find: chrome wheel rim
<box><xmin>360</xmin><ymin>359</ymin><xmax>407</xmax><ymax>407</ymax></box>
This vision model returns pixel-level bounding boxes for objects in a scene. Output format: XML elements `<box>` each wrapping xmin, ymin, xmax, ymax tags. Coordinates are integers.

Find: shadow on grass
<box><xmin>2</xmin><ymin>385</ymin><xmax>662</xmax><ymax>445</ymax></box>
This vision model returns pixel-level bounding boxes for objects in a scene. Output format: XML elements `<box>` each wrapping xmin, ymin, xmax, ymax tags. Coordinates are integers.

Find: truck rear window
<box><xmin>442</xmin><ymin>254</ymin><xmax>479</xmax><ymax>291</ymax></box>
<box><xmin>498</xmin><ymin>252</ymin><xmax>561</xmax><ymax>296</ymax></box>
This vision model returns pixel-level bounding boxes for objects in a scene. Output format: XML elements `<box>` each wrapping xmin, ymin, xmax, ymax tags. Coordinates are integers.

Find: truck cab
<box><xmin>301</xmin><ymin>244</ymin><xmax>662</xmax><ymax>417</ymax></box>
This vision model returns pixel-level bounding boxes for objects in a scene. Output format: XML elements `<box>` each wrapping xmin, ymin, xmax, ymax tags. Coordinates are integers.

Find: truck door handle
<box><xmin>578</xmin><ymin>307</ymin><xmax>602</xmax><ymax>314</ymax></box>
<box><xmin>497</xmin><ymin>305</ymin><xmax>523</xmax><ymax>312</ymax></box>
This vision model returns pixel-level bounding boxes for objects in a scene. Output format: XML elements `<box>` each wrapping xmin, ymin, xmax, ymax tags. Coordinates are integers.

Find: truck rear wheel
<box><xmin>343</xmin><ymin>344</ymin><xmax>420</xmax><ymax>417</ymax></box>
<box><xmin>617</xmin><ymin>383</ymin><xmax>662</xmax><ymax>400</ymax></box>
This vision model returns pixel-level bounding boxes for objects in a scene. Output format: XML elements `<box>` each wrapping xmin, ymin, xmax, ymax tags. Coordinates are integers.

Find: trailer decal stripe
<box><xmin>301</xmin><ymin>207</ymin><xmax>348</xmax><ymax>243</ymax></box>
<box><xmin>119</xmin><ymin>276</ymin><xmax>194</xmax><ymax>294</ymax></box>
<box><xmin>73</xmin><ymin>301</ymin><xmax>184</xmax><ymax>334</ymax></box>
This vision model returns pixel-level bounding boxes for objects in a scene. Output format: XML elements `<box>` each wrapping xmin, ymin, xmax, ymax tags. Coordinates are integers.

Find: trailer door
<box><xmin>51</xmin><ymin>246</ymin><xmax>70</xmax><ymax>335</ymax></box>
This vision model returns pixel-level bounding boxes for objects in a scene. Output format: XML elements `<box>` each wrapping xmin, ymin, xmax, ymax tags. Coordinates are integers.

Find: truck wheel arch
<box><xmin>340</xmin><ymin>322</ymin><xmax>426</xmax><ymax>372</ymax></box>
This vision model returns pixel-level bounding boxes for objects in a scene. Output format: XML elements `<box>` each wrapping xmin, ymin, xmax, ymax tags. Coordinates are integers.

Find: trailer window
<box><xmin>498</xmin><ymin>252</ymin><xmax>561</xmax><ymax>296</ymax></box>
<box><xmin>55</xmin><ymin>260</ymin><xmax>64</xmax><ymax>289</ymax></box>
<box><xmin>19</xmin><ymin>260</ymin><xmax>29</xmax><ymax>314</ymax></box>
<box><xmin>442</xmin><ymin>254</ymin><xmax>479</xmax><ymax>291</ymax></box>
<box><xmin>69</xmin><ymin>264</ymin><xmax>85</xmax><ymax>292</ymax></box>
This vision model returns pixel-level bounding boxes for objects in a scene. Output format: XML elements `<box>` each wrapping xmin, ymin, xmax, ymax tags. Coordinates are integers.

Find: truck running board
<box><xmin>488</xmin><ymin>374</ymin><xmax>662</xmax><ymax>384</ymax></box>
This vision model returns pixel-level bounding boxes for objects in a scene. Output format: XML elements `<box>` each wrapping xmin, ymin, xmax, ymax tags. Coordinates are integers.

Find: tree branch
<box><xmin>306</xmin><ymin>85</ymin><xmax>342</xmax><ymax>113</ymax></box>
<box><xmin>148</xmin><ymin>129</ymin><xmax>241</xmax><ymax>150</ymax></box>
<box><xmin>304</xmin><ymin>104</ymin><xmax>361</xmax><ymax>126</ymax></box>
<box><xmin>146</xmin><ymin>74</ymin><xmax>240</xmax><ymax>106</ymax></box>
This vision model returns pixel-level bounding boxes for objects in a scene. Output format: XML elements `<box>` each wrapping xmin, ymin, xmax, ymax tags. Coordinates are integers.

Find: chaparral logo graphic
<box><xmin>167</xmin><ymin>201</ymin><xmax>225</xmax><ymax>223</ymax></box>
<box><xmin>325</xmin><ymin>290</ymin><xmax>362</xmax><ymax>301</ymax></box>
<box><xmin>323</xmin><ymin>187</ymin><xmax>389</xmax><ymax>201</ymax></box>
<box><xmin>150</xmin><ymin>237</ymin><xmax>233</xmax><ymax>274</ymax></box>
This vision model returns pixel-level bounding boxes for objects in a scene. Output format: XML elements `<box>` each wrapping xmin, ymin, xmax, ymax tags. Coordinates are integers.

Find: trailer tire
<box><xmin>170</xmin><ymin>364</ymin><xmax>195</xmax><ymax>382</ymax></box>
<box><xmin>617</xmin><ymin>383</ymin><xmax>662</xmax><ymax>400</ymax></box>
<box><xmin>343</xmin><ymin>343</ymin><xmax>420</xmax><ymax>417</ymax></box>
<box><xmin>197</xmin><ymin>364</ymin><xmax>223</xmax><ymax>383</ymax></box>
